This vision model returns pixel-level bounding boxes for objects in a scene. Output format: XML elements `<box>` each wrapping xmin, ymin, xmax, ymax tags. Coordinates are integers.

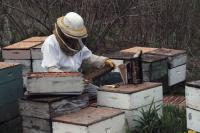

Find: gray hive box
<box><xmin>53</xmin><ymin>107</ymin><xmax>126</xmax><ymax>133</ymax></box>
<box><xmin>149</xmin><ymin>48</ymin><xmax>187</xmax><ymax>86</ymax></box>
<box><xmin>26</xmin><ymin>72</ymin><xmax>85</xmax><ymax>95</ymax></box>
<box><xmin>20</xmin><ymin>95</ymin><xmax>89</xmax><ymax>133</ymax></box>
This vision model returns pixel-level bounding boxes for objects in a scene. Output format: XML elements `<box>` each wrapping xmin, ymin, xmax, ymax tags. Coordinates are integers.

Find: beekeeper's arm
<box><xmin>81</xmin><ymin>46</ymin><xmax>115</xmax><ymax>70</ymax></box>
<box><xmin>41</xmin><ymin>37</ymin><xmax>63</xmax><ymax>72</ymax></box>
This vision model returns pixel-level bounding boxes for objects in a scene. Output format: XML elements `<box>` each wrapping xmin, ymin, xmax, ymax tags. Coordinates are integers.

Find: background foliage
<box><xmin>0</xmin><ymin>0</ymin><xmax>199</xmax><ymax>80</ymax></box>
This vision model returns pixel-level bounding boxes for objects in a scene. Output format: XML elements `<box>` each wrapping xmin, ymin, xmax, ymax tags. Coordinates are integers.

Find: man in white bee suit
<box><xmin>41</xmin><ymin>12</ymin><xmax>115</xmax><ymax>98</ymax></box>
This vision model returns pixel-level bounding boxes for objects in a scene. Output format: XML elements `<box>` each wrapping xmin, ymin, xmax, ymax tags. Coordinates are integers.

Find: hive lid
<box><xmin>22</xmin><ymin>36</ymin><xmax>47</xmax><ymax>42</ymax></box>
<box><xmin>3</xmin><ymin>41</ymin><xmax>42</xmax><ymax>50</ymax></box>
<box><xmin>186</xmin><ymin>80</ymin><xmax>200</xmax><ymax>89</ymax></box>
<box><xmin>0</xmin><ymin>62</ymin><xmax>20</xmax><ymax>69</ymax></box>
<box><xmin>98</xmin><ymin>82</ymin><xmax>161</xmax><ymax>94</ymax></box>
<box><xmin>26</xmin><ymin>72</ymin><xmax>82</xmax><ymax>78</ymax></box>
<box><xmin>142</xmin><ymin>54</ymin><xmax>167</xmax><ymax>63</ymax></box>
<box><xmin>148</xmin><ymin>48</ymin><xmax>186</xmax><ymax>57</ymax></box>
<box><xmin>53</xmin><ymin>107</ymin><xmax>124</xmax><ymax>126</ymax></box>
<box><xmin>121</xmin><ymin>46</ymin><xmax>158</xmax><ymax>53</ymax></box>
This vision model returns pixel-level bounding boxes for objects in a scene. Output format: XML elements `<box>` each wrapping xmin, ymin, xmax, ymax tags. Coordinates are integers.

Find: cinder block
<box><xmin>97</xmin><ymin>82</ymin><xmax>163</xmax><ymax>110</ymax></box>
<box><xmin>52</xmin><ymin>107</ymin><xmax>126</xmax><ymax>133</ymax></box>
<box><xmin>26</xmin><ymin>72</ymin><xmax>84</xmax><ymax>95</ymax></box>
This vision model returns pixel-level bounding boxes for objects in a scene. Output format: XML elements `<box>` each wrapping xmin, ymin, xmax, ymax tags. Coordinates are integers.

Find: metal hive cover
<box><xmin>0</xmin><ymin>62</ymin><xmax>20</xmax><ymax>69</ymax></box>
<box><xmin>53</xmin><ymin>107</ymin><xmax>124</xmax><ymax>126</ymax></box>
<box><xmin>121</xmin><ymin>46</ymin><xmax>158</xmax><ymax>53</ymax></box>
<box><xmin>22</xmin><ymin>36</ymin><xmax>47</xmax><ymax>42</ymax></box>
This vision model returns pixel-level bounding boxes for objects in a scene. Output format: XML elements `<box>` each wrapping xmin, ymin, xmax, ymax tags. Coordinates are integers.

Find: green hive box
<box><xmin>0</xmin><ymin>62</ymin><xmax>23</xmax><ymax>123</ymax></box>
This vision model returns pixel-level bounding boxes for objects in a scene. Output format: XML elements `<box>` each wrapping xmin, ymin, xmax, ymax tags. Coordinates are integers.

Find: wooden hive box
<box><xmin>149</xmin><ymin>48</ymin><xmax>187</xmax><ymax>86</ymax></box>
<box><xmin>142</xmin><ymin>54</ymin><xmax>168</xmax><ymax>82</ymax></box>
<box><xmin>0</xmin><ymin>62</ymin><xmax>23</xmax><ymax>123</ymax></box>
<box><xmin>2</xmin><ymin>41</ymin><xmax>42</xmax><ymax>60</ymax></box>
<box><xmin>52</xmin><ymin>107</ymin><xmax>126</xmax><ymax>133</ymax></box>
<box><xmin>26</xmin><ymin>72</ymin><xmax>84</xmax><ymax>95</ymax></box>
<box><xmin>20</xmin><ymin>95</ymin><xmax>89</xmax><ymax>133</ymax></box>
<box><xmin>0</xmin><ymin>117</ymin><xmax>22</xmax><ymax>133</ymax></box>
<box><xmin>97</xmin><ymin>82</ymin><xmax>163</xmax><ymax>110</ymax></box>
<box><xmin>186</xmin><ymin>80</ymin><xmax>200</xmax><ymax>111</ymax></box>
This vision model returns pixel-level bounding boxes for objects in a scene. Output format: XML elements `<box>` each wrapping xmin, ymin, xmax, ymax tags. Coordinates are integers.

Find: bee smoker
<box><xmin>126</xmin><ymin>50</ymin><xmax>143</xmax><ymax>84</ymax></box>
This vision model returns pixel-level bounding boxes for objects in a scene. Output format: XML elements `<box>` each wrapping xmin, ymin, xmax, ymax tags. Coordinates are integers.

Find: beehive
<box><xmin>97</xmin><ymin>82</ymin><xmax>163</xmax><ymax>110</ymax></box>
<box><xmin>149</xmin><ymin>48</ymin><xmax>187</xmax><ymax>86</ymax></box>
<box><xmin>26</xmin><ymin>72</ymin><xmax>84</xmax><ymax>95</ymax></box>
<box><xmin>97</xmin><ymin>82</ymin><xmax>163</xmax><ymax>131</ymax></box>
<box><xmin>186</xmin><ymin>108</ymin><xmax>200</xmax><ymax>132</ymax></box>
<box><xmin>20</xmin><ymin>95</ymin><xmax>89</xmax><ymax>133</ymax></box>
<box><xmin>186</xmin><ymin>80</ymin><xmax>200</xmax><ymax>111</ymax></box>
<box><xmin>52</xmin><ymin>107</ymin><xmax>126</xmax><ymax>133</ymax></box>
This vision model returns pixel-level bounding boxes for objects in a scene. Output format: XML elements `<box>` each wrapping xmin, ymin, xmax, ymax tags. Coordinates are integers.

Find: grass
<box><xmin>127</xmin><ymin>103</ymin><xmax>187</xmax><ymax>133</ymax></box>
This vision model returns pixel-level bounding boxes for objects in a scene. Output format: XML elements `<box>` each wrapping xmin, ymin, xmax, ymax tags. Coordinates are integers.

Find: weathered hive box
<box><xmin>186</xmin><ymin>80</ymin><xmax>200</xmax><ymax>110</ymax></box>
<box><xmin>0</xmin><ymin>62</ymin><xmax>23</xmax><ymax>122</ymax></box>
<box><xmin>26</xmin><ymin>72</ymin><xmax>84</xmax><ymax>95</ymax></box>
<box><xmin>2</xmin><ymin>41</ymin><xmax>42</xmax><ymax>60</ymax></box>
<box><xmin>149</xmin><ymin>48</ymin><xmax>187</xmax><ymax>86</ymax></box>
<box><xmin>20</xmin><ymin>95</ymin><xmax>89</xmax><ymax>133</ymax></box>
<box><xmin>142</xmin><ymin>54</ymin><xmax>168</xmax><ymax>82</ymax></box>
<box><xmin>52</xmin><ymin>107</ymin><xmax>126</xmax><ymax>133</ymax></box>
<box><xmin>0</xmin><ymin>117</ymin><xmax>22</xmax><ymax>133</ymax></box>
<box><xmin>31</xmin><ymin>44</ymin><xmax>42</xmax><ymax>60</ymax></box>
<box><xmin>97</xmin><ymin>82</ymin><xmax>163</xmax><ymax>110</ymax></box>
<box><xmin>186</xmin><ymin>107</ymin><xmax>200</xmax><ymax>132</ymax></box>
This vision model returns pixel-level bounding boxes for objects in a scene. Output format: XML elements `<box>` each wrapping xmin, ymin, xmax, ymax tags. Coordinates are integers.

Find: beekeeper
<box><xmin>41</xmin><ymin>12</ymin><xmax>115</xmax><ymax>72</ymax></box>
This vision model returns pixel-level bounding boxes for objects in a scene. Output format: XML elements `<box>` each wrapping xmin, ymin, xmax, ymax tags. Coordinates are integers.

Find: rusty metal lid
<box><xmin>0</xmin><ymin>62</ymin><xmax>21</xmax><ymax>69</ymax></box>
<box><xmin>98</xmin><ymin>82</ymin><xmax>162</xmax><ymax>94</ymax></box>
<box><xmin>148</xmin><ymin>48</ymin><xmax>186</xmax><ymax>57</ymax></box>
<box><xmin>3</xmin><ymin>41</ymin><xmax>42</xmax><ymax>50</ymax></box>
<box><xmin>26</xmin><ymin>72</ymin><xmax>82</xmax><ymax>78</ymax></box>
<box><xmin>186</xmin><ymin>80</ymin><xmax>200</xmax><ymax>89</ymax></box>
<box><xmin>22</xmin><ymin>36</ymin><xmax>47</xmax><ymax>42</ymax></box>
<box><xmin>53</xmin><ymin>107</ymin><xmax>124</xmax><ymax>126</ymax></box>
<box><xmin>121</xmin><ymin>46</ymin><xmax>158</xmax><ymax>53</ymax></box>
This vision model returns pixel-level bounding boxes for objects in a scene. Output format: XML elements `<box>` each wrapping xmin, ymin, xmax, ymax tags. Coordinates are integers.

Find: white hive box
<box><xmin>149</xmin><ymin>48</ymin><xmax>187</xmax><ymax>86</ymax></box>
<box><xmin>125</xmin><ymin>100</ymin><xmax>163</xmax><ymax>130</ymax></box>
<box><xmin>186</xmin><ymin>80</ymin><xmax>200</xmax><ymax>110</ymax></box>
<box><xmin>53</xmin><ymin>107</ymin><xmax>126</xmax><ymax>133</ymax></box>
<box><xmin>26</xmin><ymin>72</ymin><xmax>85</xmax><ymax>95</ymax></box>
<box><xmin>186</xmin><ymin>107</ymin><xmax>200</xmax><ymax>132</ymax></box>
<box><xmin>97</xmin><ymin>82</ymin><xmax>163</xmax><ymax>110</ymax></box>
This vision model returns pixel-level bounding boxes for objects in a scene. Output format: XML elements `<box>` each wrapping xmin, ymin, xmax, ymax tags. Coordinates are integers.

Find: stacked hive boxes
<box><xmin>20</xmin><ymin>95</ymin><xmax>89</xmax><ymax>133</ymax></box>
<box><xmin>149</xmin><ymin>48</ymin><xmax>187</xmax><ymax>86</ymax></box>
<box><xmin>52</xmin><ymin>107</ymin><xmax>126</xmax><ymax>133</ymax></box>
<box><xmin>0</xmin><ymin>62</ymin><xmax>23</xmax><ymax>133</ymax></box>
<box><xmin>97</xmin><ymin>82</ymin><xmax>163</xmax><ymax>131</ymax></box>
<box><xmin>2</xmin><ymin>36</ymin><xmax>47</xmax><ymax>74</ymax></box>
<box><xmin>19</xmin><ymin>72</ymin><xmax>89</xmax><ymax>133</ymax></box>
<box><xmin>186</xmin><ymin>80</ymin><xmax>200</xmax><ymax>132</ymax></box>
<box><xmin>106</xmin><ymin>46</ymin><xmax>187</xmax><ymax>91</ymax></box>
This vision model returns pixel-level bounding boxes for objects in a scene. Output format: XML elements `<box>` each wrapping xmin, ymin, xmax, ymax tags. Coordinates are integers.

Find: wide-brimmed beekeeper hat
<box><xmin>56</xmin><ymin>12</ymin><xmax>88</xmax><ymax>39</ymax></box>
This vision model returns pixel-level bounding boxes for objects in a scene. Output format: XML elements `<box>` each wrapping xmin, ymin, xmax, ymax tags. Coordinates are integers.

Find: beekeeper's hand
<box><xmin>105</xmin><ymin>59</ymin><xmax>116</xmax><ymax>69</ymax></box>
